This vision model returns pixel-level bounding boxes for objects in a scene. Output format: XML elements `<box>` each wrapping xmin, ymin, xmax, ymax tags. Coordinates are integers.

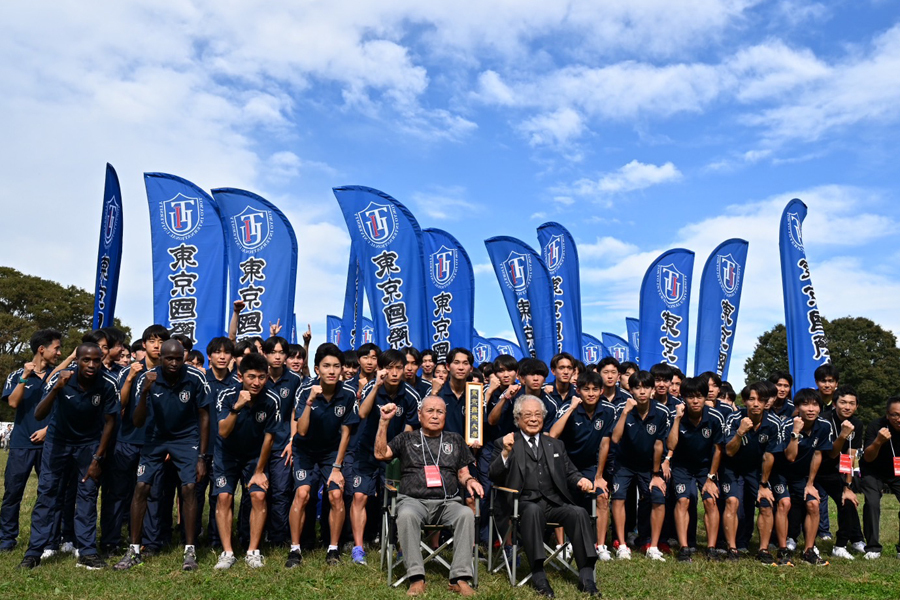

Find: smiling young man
<box><xmin>18</xmin><ymin>344</ymin><xmax>119</xmax><ymax>570</ymax></box>
<box><xmin>286</xmin><ymin>343</ymin><xmax>358</xmax><ymax>568</ymax></box>
<box><xmin>113</xmin><ymin>339</ymin><xmax>210</xmax><ymax>571</ymax></box>
<box><xmin>547</xmin><ymin>352</ymin><xmax>578</xmax><ymax>410</ymax></box>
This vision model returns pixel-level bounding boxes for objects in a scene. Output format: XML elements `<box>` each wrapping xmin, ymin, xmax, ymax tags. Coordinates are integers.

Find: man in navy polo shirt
<box><xmin>403</xmin><ymin>347</ymin><xmax>432</xmax><ymax>398</ymax></box>
<box><xmin>213</xmin><ymin>353</ymin><xmax>280</xmax><ymax>569</ymax></box>
<box><xmin>430</xmin><ymin>348</ymin><xmax>475</xmax><ymax>438</ymax></box>
<box><xmin>549</xmin><ymin>369</ymin><xmax>617</xmax><ymax>560</ymax></box>
<box><xmin>650</xmin><ymin>363</ymin><xmax>682</xmax><ymax>413</ymax></box>
<box><xmin>0</xmin><ymin>329</ymin><xmax>61</xmax><ymax>552</ymax></box>
<box><xmin>667</xmin><ymin>378</ymin><xmax>726</xmax><ymax>562</ymax></box>
<box><xmin>485</xmin><ymin>355</ymin><xmax>521</xmax><ymax>442</ymax></box>
<box><xmin>771</xmin><ymin>388</ymin><xmax>833</xmax><ymax>566</ymax></box>
<box><xmin>597</xmin><ymin>357</ymin><xmax>631</xmax><ymax>406</ymax></box>
<box><xmin>286</xmin><ymin>343</ymin><xmax>358</xmax><ymax>568</ymax></box>
<box><xmin>547</xmin><ymin>352</ymin><xmax>578</xmax><ymax>411</ymax></box>
<box><xmin>113</xmin><ymin>339</ymin><xmax>210</xmax><ymax>571</ymax></box>
<box><xmin>18</xmin><ymin>343</ymin><xmax>119</xmax><ymax>570</ymax></box>
<box><xmin>262</xmin><ymin>335</ymin><xmax>303</xmax><ymax>546</ymax></box>
<box><xmin>610</xmin><ymin>370</ymin><xmax>671</xmax><ymax>561</ymax></box>
<box><xmin>511</xmin><ymin>358</ymin><xmax>559</xmax><ymax>432</ymax></box>
<box><xmin>350</xmin><ymin>348</ymin><xmax>420</xmax><ymax>565</ymax></box>
<box><xmin>721</xmin><ymin>381</ymin><xmax>783</xmax><ymax>563</ymax></box>
<box><xmin>768</xmin><ymin>371</ymin><xmax>795</xmax><ymax>422</ymax></box>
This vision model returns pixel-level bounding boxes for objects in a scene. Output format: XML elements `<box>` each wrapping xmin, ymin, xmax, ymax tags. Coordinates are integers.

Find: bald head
<box><xmin>160</xmin><ymin>339</ymin><xmax>186</xmax><ymax>375</ymax></box>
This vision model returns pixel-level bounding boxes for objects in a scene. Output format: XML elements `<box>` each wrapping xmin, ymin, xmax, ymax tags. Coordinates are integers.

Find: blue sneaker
<box><xmin>351</xmin><ymin>545</ymin><xmax>367</xmax><ymax>565</ymax></box>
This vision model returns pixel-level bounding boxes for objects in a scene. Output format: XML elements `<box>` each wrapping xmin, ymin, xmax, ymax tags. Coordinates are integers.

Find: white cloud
<box><xmin>411</xmin><ymin>186</ymin><xmax>479</xmax><ymax>221</ymax></box>
<box><xmin>565</xmin><ymin>160</ymin><xmax>682</xmax><ymax>201</ymax></box>
<box><xmin>519</xmin><ymin>107</ymin><xmax>585</xmax><ymax>149</ymax></box>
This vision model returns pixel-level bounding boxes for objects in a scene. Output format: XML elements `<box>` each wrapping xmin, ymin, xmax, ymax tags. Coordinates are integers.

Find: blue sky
<box><xmin>2</xmin><ymin>1</ymin><xmax>899</xmax><ymax>387</ymax></box>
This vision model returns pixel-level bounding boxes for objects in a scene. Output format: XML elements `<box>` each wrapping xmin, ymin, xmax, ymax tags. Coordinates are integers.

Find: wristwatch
<box><xmin>653</xmin><ymin>471</ymin><xmax>664</xmax><ymax>478</ymax></box>
<box><xmin>791</xmin><ymin>431</ymin><xmax>802</xmax><ymax>441</ymax></box>
<box><xmin>760</xmin><ymin>481</ymin><xmax>770</xmax><ymax>489</ymax></box>
<box><xmin>92</xmin><ymin>454</ymin><xmax>103</xmax><ymax>463</ymax></box>
<box><xmin>707</xmin><ymin>473</ymin><xmax>718</xmax><ymax>482</ymax></box>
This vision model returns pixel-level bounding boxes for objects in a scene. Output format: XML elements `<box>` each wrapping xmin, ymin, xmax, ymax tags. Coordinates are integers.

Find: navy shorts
<box><xmin>213</xmin><ymin>449</ymin><xmax>268</xmax><ymax>496</ymax></box>
<box><xmin>611</xmin><ymin>465</ymin><xmax>665</xmax><ymax>505</ymax></box>
<box><xmin>137</xmin><ymin>440</ymin><xmax>199</xmax><ymax>486</ymax></box>
<box><xmin>348</xmin><ymin>458</ymin><xmax>383</xmax><ymax>497</ymax></box>
<box><xmin>781</xmin><ymin>475</ymin><xmax>823</xmax><ymax>504</ymax></box>
<box><xmin>671</xmin><ymin>466</ymin><xmax>714</xmax><ymax>501</ymax></box>
<box><xmin>721</xmin><ymin>469</ymin><xmax>770</xmax><ymax>509</ymax></box>
<box><xmin>770</xmin><ymin>474</ymin><xmax>791</xmax><ymax>503</ymax></box>
<box><xmin>292</xmin><ymin>448</ymin><xmax>341</xmax><ymax>492</ymax></box>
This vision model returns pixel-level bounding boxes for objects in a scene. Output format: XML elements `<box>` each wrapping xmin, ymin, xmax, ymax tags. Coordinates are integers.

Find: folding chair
<box><xmin>380</xmin><ymin>479</ymin><xmax>480</xmax><ymax>588</ymax></box>
<box><xmin>487</xmin><ymin>486</ymin><xmax>596</xmax><ymax>586</ymax></box>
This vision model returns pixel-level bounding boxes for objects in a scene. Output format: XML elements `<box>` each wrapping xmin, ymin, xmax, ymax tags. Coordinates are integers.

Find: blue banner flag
<box><xmin>339</xmin><ymin>240</ymin><xmax>364</xmax><ymax>351</ymax></box>
<box><xmin>327</xmin><ymin>315</ymin><xmax>342</xmax><ymax>347</ymax></box>
<box><xmin>625</xmin><ymin>317</ymin><xmax>640</xmax><ymax>365</ymax></box>
<box><xmin>694</xmin><ymin>238</ymin><xmax>749</xmax><ymax>379</ymax></box>
<box><xmin>423</xmin><ymin>228</ymin><xmax>475</xmax><ymax>362</ymax></box>
<box><xmin>582</xmin><ymin>333</ymin><xmax>606</xmax><ymax>364</ymax></box>
<box><xmin>780</xmin><ymin>199</ymin><xmax>830</xmax><ymax>389</ymax></box>
<box><xmin>333</xmin><ymin>186</ymin><xmax>428</xmax><ymax>350</ymax></box>
<box><xmin>638</xmin><ymin>249</ymin><xmax>695</xmax><ymax>370</ymax></box>
<box><xmin>144</xmin><ymin>173</ymin><xmax>228</xmax><ymax>350</ymax></box>
<box><xmin>489</xmin><ymin>338</ymin><xmax>524</xmax><ymax>360</ymax></box>
<box><xmin>361</xmin><ymin>316</ymin><xmax>376</xmax><ymax>346</ymax></box>
<box><xmin>472</xmin><ymin>331</ymin><xmax>495</xmax><ymax>366</ymax></box>
<box><xmin>485</xmin><ymin>236</ymin><xmax>557</xmax><ymax>362</ymax></box>
<box><xmin>93</xmin><ymin>163</ymin><xmax>123</xmax><ymax>329</ymax></box>
<box><xmin>602</xmin><ymin>332</ymin><xmax>630</xmax><ymax>364</ymax></box>
<box><xmin>290</xmin><ymin>313</ymin><xmax>298</xmax><ymax>344</ymax></box>
<box><xmin>212</xmin><ymin>188</ymin><xmax>298</xmax><ymax>341</ymax></box>
<box><xmin>537</xmin><ymin>222</ymin><xmax>583</xmax><ymax>357</ymax></box>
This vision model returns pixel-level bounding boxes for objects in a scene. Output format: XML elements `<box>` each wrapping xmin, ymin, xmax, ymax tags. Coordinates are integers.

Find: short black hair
<box><xmin>314</xmin><ymin>343</ymin><xmax>345</xmax><ymax>367</ymax></box>
<box><xmin>447</xmin><ymin>347</ymin><xmax>474</xmax><ymax>366</ymax></box>
<box><xmin>142</xmin><ymin>325</ymin><xmax>170</xmax><ymax>343</ymax></box>
<box><xmin>404</xmin><ymin>347</ymin><xmax>422</xmax><ymax>364</ymax></box>
<box><xmin>670</xmin><ymin>367</ymin><xmax>685</xmax><ymax>380</ymax></box>
<box><xmin>748</xmin><ymin>381</ymin><xmax>771</xmax><ymax>403</ymax></box>
<box><xmin>596</xmin><ymin>357</ymin><xmax>621</xmax><ymax>373</ymax></box>
<box><xmin>76</xmin><ymin>342</ymin><xmax>102</xmax><ymax>358</ymax></box>
<box><xmin>620</xmin><ymin>361</ymin><xmax>638</xmax><ymax>373</ymax></box>
<box><xmin>885</xmin><ymin>396</ymin><xmax>900</xmax><ymax>412</ymax></box>
<box><xmin>186</xmin><ymin>350</ymin><xmax>205</xmax><ymax>366</ymax></box>
<box><xmin>699</xmin><ymin>371</ymin><xmax>722</xmax><ymax>388</ymax></box>
<box><xmin>573</xmin><ymin>359</ymin><xmax>585</xmax><ymax>373</ymax></box>
<box><xmin>719</xmin><ymin>381</ymin><xmax>736</xmax><ymax>402</ymax></box>
<box><xmin>794</xmin><ymin>387</ymin><xmax>823</xmax><ymax>409</ymax></box>
<box><xmin>102</xmin><ymin>327</ymin><xmax>127</xmax><ymax>348</ymax></box>
<box><xmin>238</xmin><ymin>352</ymin><xmax>269</xmax><ymax>375</ymax></box>
<box><xmin>517</xmin><ymin>358</ymin><xmax>549</xmax><ymax>378</ymax></box>
<box><xmin>680</xmin><ymin>377</ymin><xmax>707</xmax><ymax>399</ymax></box>
<box><xmin>262</xmin><ymin>336</ymin><xmax>289</xmax><ymax>355</ymax></box>
<box><xmin>342</xmin><ymin>349</ymin><xmax>359</xmax><ymax>369</ymax></box>
<box><xmin>834</xmin><ymin>385</ymin><xmax>858</xmax><ymax>403</ymax></box>
<box><xmin>379</xmin><ymin>349</ymin><xmax>406</xmax><ymax>369</ymax></box>
<box><xmin>421</xmin><ymin>349</ymin><xmax>435</xmax><ymax>361</ymax></box>
<box><xmin>814</xmin><ymin>363</ymin><xmax>839</xmax><ymax>383</ymax></box>
<box><xmin>649</xmin><ymin>363</ymin><xmax>673</xmax><ymax>381</ymax></box>
<box><xmin>629</xmin><ymin>370</ymin><xmax>654</xmax><ymax>390</ymax></box>
<box><xmin>172</xmin><ymin>334</ymin><xmax>193</xmax><ymax>352</ymax></box>
<box><xmin>82</xmin><ymin>329</ymin><xmax>110</xmax><ymax>345</ymax></box>
<box><xmin>492</xmin><ymin>354</ymin><xmax>519</xmax><ymax>372</ymax></box>
<box><xmin>358</xmin><ymin>343</ymin><xmax>381</xmax><ymax>358</ymax></box>
<box><xmin>206</xmin><ymin>336</ymin><xmax>235</xmax><ymax>356</ymax></box>
<box><xmin>286</xmin><ymin>344</ymin><xmax>306</xmax><ymax>360</ymax></box>
<box><xmin>550</xmin><ymin>352</ymin><xmax>577</xmax><ymax>370</ymax></box>
<box><xmin>233</xmin><ymin>339</ymin><xmax>258</xmax><ymax>358</ymax></box>
<box><xmin>130</xmin><ymin>339</ymin><xmax>145</xmax><ymax>353</ymax></box>
<box><xmin>30</xmin><ymin>329</ymin><xmax>62</xmax><ymax>354</ymax></box>
<box><xmin>768</xmin><ymin>370</ymin><xmax>793</xmax><ymax>388</ymax></box>
<box><xmin>577</xmin><ymin>370</ymin><xmax>603</xmax><ymax>390</ymax></box>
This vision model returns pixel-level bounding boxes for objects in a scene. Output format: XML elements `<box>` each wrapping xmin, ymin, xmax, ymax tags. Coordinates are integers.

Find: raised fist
<box><xmin>237</xmin><ymin>390</ymin><xmax>252</xmax><ymax>408</ymax></box>
<box><xmin>840</xmin><ymin>420</ymin><xmax>855</xmax><ymax>436</ymax></box>
<box><xmin>144</xmin><ymin>371</ymin><xmax>158</xmax><ymax>384</ymax></box>
<box><xmin>674</xmin><ymin>404</ymin><xmax>685</xmax><ymax>419</ymax></box>
<box><xmin>56</xmin><ymin>370</ymin><xmax>73</xmax><ymax>388</ymax></box>
<box><xmin>738</xmin><ymin>417</ymin><xmax>753</xmax><ymax>435</ymax></box>
<box><xmin>624</xmin><ymin>397</ymin><xmax>638</xmax><ymax>412</ymax></box>
<box><xmin>233</xmin><ymin>300</ymin><xmax>246</xmax><ymax>313</ymax></box>
<box><xmin>877</xmin><ymin>427</ymin><xmax>892</xmax><ymax>443</ymax></box>
<box><xmin>501</xmin><ymin>433</ymin><xmax>515</xmax><ymax>452</ymax></box>
<box><xmin>308</xmin><ymin>385</ymin><xmax>323</xmax><ymax>404</ymax></box>
<box><xmin>380</xmin><ymin>402</ymin><xmax>397</xmax><ymax>421</ymax></box>
<box><xmin>376</xmin><ymin>369</ymin><xmax>387</xmax><ymax>386</ymax></box>
<box><xmin>792</xmin><ymin>416</ymin><xmax>804</xmax><ymax>434</ymax></box>
<box><xmin>23</xmin><ymin>362</ymin><xmax>35</xmax><ymax>377</ymax></box>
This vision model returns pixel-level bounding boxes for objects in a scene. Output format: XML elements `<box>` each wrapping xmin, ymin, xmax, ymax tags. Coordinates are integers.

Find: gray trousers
<box><xmin>396</xmin><ymin>494</ymin><xmax>474</xmax><ymax>580</ymax></box>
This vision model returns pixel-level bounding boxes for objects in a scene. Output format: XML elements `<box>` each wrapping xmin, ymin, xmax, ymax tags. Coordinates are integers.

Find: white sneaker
<box><xmin>40</xmin><ymin>548</ymin><xmax>57</xmax><ymax>560</ymax></box>
<box><xmin>214</xmin><ymin>552</ymin><xmax>237</xmax><ymax>570</ymax></box>
<box><xmin>616</xmin><ymin>546</ymin><xmax>632</xmax><ymax>560</ymax></box>
<box><xmin>596</xmin><ymin>545</ymin><xmax>612</xmax><ymax>561</ymax></box>
<box><xmin>850</xmin><ymin>541</ymin><xmax>866</xmax><ymax>554</ymax></box>
<box><xmin>831</xmin><ymin>546</ymin><xmax>853</xmax><ymax>560</ymax></box>
<box><xmin>785</xmin><ymin>538</ymin><xmax>797</xmax><ymax>552</ymax></box>
<box><xmin>60</xmin><ymin>542</ymin><xmax>76</xmax><ymax>554</ymax></box>
<box><xmin>646</xmin><ymin>546</ymin><xmax>666</xmax><ymax>562</ymax></box>
<box><xmin>555</xmin><ymin>543</ymin><xmax>573</xmax><ymax>562</ymax></box>
<box><xmin>864</xmin><ymin>551</ymin><xmax>881</xmax><ymax>560</ymax></box>
<box><xmin>245</xmin><ymin>553</ymin><xmax>265</xmax><ymax>568</ymax></box>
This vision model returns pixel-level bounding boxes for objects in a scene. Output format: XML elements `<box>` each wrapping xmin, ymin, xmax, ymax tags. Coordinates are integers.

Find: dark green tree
<box><xmin>0</xmin><ymin>266</ymin><xmax>131</xmax><ymax>420</ymax></box>
<box><xmin>744</xmin><ymin>317</ymin><xmax>900</xmax><ymax>424</ymax></box>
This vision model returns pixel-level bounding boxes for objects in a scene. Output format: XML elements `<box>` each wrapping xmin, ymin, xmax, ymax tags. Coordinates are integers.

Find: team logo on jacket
<box><xmin>501</xmin><ymin>252</ymin><xmax>532</xmax><ymax>292</ymax></box>
<box><xmin>758</xmin><ymin>434</ymin><xmax>769</xmax><ymax>444</ymax></box>
<box><xmin>231</xmin><ymin>205</ymin><xmax>273</xmax><ymax>252</ymax></box>
<box><xmin>92</xmin><ymin>394</ymin><xmax>101</xmax><ymax>407</ymax></box>
<box><xmin>542</xmin><ymin>234</ymin><xmax>565</xmax><ymax>274</ymax></box>
<box><xmin>255</xmin><ymin>411</ymin><xmax>266</xmax><ymax>423</ymax></box>
<box><xmin>355</xmin><ymin>201</ymin><xmax>398</xmax><ymax>248</ymax></box>
<box><xmin>335</xmin><ymin>405</ymin><xmax>346</xmax><ymax>417</ymax></box>
<box><xmin>429</xmin><ymin>245</ymin><xmax>458</xmax><ymax>288</ymax></box>
<box><xmin>594</xmin><ymin>420</ymin><xmax>604</xmax><ymax>431</ymax></box>
<box><xmin>812</xmin><ymin>437</ymin><xmax>819</xmax><ymax>447</ymax></box>
<box><xmin>216</xmin><ymin>477</ymin><xmax>227</xmax><ymax>488</ymax></box>
<box><xmin>716</xmin><ymin>254</ymin><xmax>741</xmax><ymax>297</ymax></box>
<box><xmin>646</xmin><ymin>423</ymin><xmax>657</xmax><ymax>435</ymax></box>
<box><xmin>657</xmin><ymin>263</ymin><xmax>688</xmax><ymax>308</ymax></box>
<box><xmin>180</xmin><ymin>390</ymin><xmax>191</xmax><ymax>403</ymax></box>
<box><xmin>161</xmin><ymin>193</ymin><xmax>203</xmax><ymax>240</ymax></box>
<box><xmin>137</xmin><ymin>464</ymin><xmax>146</xmax><ymax>477</ymax></box>
<box><xmin>442</xmin><ymin>442</ymin><xmax>453</xmax><ymax>454</ymax></box>
<box><xmin>702</xmin><ymin>427</ymin><xmax>711</xmax><ymax>439</ymax></box>
<box><xmin>280</xmin><ymin>387</ymin><xmax>290</xmax><ymax>399</ymax></box>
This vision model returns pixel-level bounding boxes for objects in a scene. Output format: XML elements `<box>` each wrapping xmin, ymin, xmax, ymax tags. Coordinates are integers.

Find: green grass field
<box><xmin>1</xmin><ymin>450</ymin><xmax>899</xmax><ymax>599</ymax></box>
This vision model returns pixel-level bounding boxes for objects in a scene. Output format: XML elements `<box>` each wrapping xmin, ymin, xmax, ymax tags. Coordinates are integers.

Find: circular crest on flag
<box><xmin>656</xmin><ymin>263</ymin><xmax>688</xmax><ymax>308</ymax></box>
<box><xmin>716</xmin><ymin>253</ymin><xmax>741</xmax><ymax>298</ymax></box>
<box><xmin>92</xmin><ymin>394</ymin><xmax>101</xmax><ymax>407</ymax></box>
<box><xmin>255</xmin><ymin>411</ymin><xmax>266</xmax><ymax>423</ymax></box>
<box><xmin>542</xmin><ymin>234</ymin><xmax>566</xmax><ymax>274</ymax></box>
<box><xmin>646</xmin><ymin>423</ymin><xmax>657</xmax><ymax>435</ymax></box>
<box><xmin>216</xmin><ymin>476</ymin><xmax>227</xmax><ymax>488</ymax></box>
<box><xmin>355</xmin><ymin>201</ymin><xmax>399</xmax><ymax>248</ymax></box>
<box><xmin>231</xmin><ymin>205</ymin><xmax>274</xmax><ymax>252</ymax></box>
<box><xmin>179</xmin><ymin>390</ymin><xmax>191</xmax><ymax>403</ymax></box>
<box><xmin>631</xmin><ymin>331</ymin><xmax>640</xmax><ymax>350</ymax></box>
<box><xmin>160</xmin><ymin>193</ymin><xmax>204</xmax><ymax>241</ymax></box>
<box><xmin>335</xmin><ymin>405</ymin><xmax>346</xmax><ymax>417</ymax></box>
<box><xmin>786</xmin><ymin>212</ymin><xmax>804</xmax><ymax>251</ymax></box>
<box><xmin>429</xmin><ymin>245</ymin><xmax>458</xmax><ymax>288</ymax></box>
<box><xmin>610</xmin><ymin>344</ymin><xmax>628</xmax><ymax>363</ymax></box>
<box><xmin>500</xmin><ymin>251</ymin><xmax>532</xmax><ymax>292</ymax></box>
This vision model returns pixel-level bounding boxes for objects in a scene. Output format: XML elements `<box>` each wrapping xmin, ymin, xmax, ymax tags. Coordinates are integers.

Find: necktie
<box><xmin>528</xmin><ymin>436</ymin><xmax>539</xmax><ymax>460</ymax></box>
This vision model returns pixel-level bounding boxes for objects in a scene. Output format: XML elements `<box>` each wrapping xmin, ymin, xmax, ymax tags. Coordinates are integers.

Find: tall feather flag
<box><xmin>638</xmin><ymin>249</ymin><xmax>695</xmax><ymax>370</ymax></box>
<box><xmin>626</xmin><ymin>317</ymin><xmax>640</xmax><ymax>365</ymax></box>
<box><xmin>423</xmin><ymin>228</ymin><xmax>474</xmax><ymax>361</ymax></box>
<box><xmin>93</xmin><ymin>163</ymin><xmax>124</xmax><ymax>328</ymax></box>
<box><xmin>537</xmin><ymin>222</ymin><xmax>583</xmax><ymax>357</ymax></box>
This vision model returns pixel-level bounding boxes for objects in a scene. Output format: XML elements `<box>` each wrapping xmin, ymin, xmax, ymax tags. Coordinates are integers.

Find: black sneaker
<box><xmin>17</xmin><ymin>556</ymin><xmax>40</xmax><ymax>569</ymax></box>
<box><xmin>113</xmin><ymin>548</ymin><xmax>143</xmax><ymax>571</ymax></box>
<box><xmin>756</xmin><ymin>549</ymin><xmax>775</xmax><ymax>565</ymax></box>
<box><xmin>182</xmin><ymin>548</ymin><xmax>198</xmax><ymax>571</ymax></box>
<box><xmin>776</xmin><ymin>548</ymin><xmax>794</xmax><ymax>567</ymax></box>
<box><xmin>76</xmin><ymin>553</ymin><xmax>108</xmax><ymax>570</ymax></box>
<box><xmin>726</xmin><ymin>548</ymin><xmax>740</xmax><ymax>562</ymax></box>
<box><xmin>705</xmin><ymin>547</ymin><xmax>721</xmax><ymax>562</ymax></box>
<box><xmin>802</xmin><ymin>548</ymin><xmax>828</xmax><ymax>566</ymax></box>
<box><xmin>284</xmin><ymin>550</ymin><xmax>302</xmax><ymax>569</ymax></box>
<box><xmin>325</xmin><ymin>548</ymin><xmax>341</xmax><ymax>566</ymax></box>
<box><xmin>677</xmin><ymin>547</ymin><xmax>692</xmax><ymax>563</ymax></box>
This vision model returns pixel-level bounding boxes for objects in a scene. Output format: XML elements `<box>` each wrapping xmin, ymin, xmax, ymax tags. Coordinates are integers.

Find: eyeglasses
<box><xmin>519</xmin><ymin>412</ymin><xmax>543</xmax><ymax>420</ymax></box>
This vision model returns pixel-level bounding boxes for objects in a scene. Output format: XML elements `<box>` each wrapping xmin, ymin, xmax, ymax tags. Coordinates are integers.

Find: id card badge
<box><xmin>424</xmin><ymin>465</ymin><xmax>442</xmax><ymax>488</ymax></box>
<box><xmin>894</xmin><ymin>457</ymin><xmax>900</xmax><ymax>477</ymax></box>
<box><xmin>839</xmin><ymin>454</ymin><xmax>852</xmax><ymax>474</ymax></box>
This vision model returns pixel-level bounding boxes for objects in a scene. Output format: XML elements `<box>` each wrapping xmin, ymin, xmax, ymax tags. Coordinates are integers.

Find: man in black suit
<box><xmin>489</xmin><ymin>395</ymin><xmax>599</xmax><ymax>597</ymax></box>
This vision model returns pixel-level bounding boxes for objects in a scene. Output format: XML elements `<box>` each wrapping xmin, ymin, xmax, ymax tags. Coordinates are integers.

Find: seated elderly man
<box><xmin>375</xmin><ymin>395</ymin><xmax>483</xmax><ymax>597</ymax></box>
<box><xmin>489</xmin><ymin>395</ymin><xmax>599</xmax><ymax>598</ymax></box>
